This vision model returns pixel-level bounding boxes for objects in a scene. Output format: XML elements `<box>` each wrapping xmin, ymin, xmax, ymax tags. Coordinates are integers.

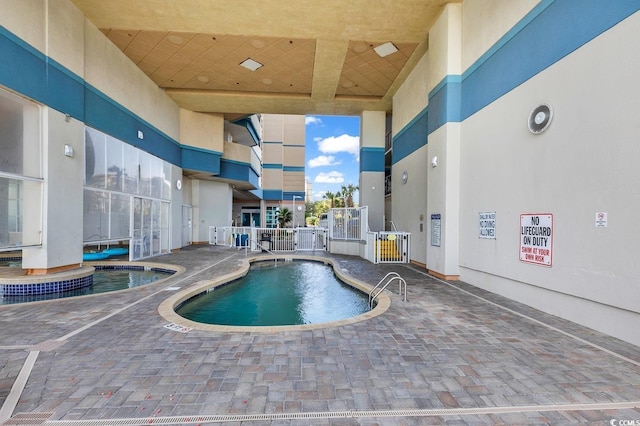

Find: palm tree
<box><xmin>322</xmin><ymin>191</ymin><xmax>338</xmax><ymax>209</ymax></box>
<box><xmin>340</xmin><ymin>184</ymin><xmax>359</xmax><ymax>207</ymax></box>
<box><xmin>276</xmin><ymin>207</ymin><xmax>293</xmax><ymax>228</ymax></box>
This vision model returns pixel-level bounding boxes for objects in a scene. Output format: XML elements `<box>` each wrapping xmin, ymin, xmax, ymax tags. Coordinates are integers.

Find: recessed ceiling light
<box><xmin>374</xmin><ymin>41</ymin><xmax>398</xmax><ymax>57</ymax></box>
<box><xmin>261</xmin><ymin>78</ymin><xmax>272</xmax><ymax>85</ymax></box>
<box><xmin>240</xmin><ymin>58</ymin><xmax>263</xmax><ymax>71</ymax></box>
<box><xmin>197</xmin><ymin>76</ymin><xmax>209</xmax><ymax>83</ymax></box>
<box><xmin>251</xmin><ymin>39</ymin><xmax>265</xmax><ymax>48</ymax></box>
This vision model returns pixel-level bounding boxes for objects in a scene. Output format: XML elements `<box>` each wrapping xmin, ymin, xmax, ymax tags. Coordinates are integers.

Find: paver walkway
<box><xmin>0</xmin><ymin>245</ymin><xmax>639</xmax><ymax>425</ymax></box>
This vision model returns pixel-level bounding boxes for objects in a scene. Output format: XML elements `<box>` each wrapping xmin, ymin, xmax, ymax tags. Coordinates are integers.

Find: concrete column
<box><xmin>425</xmin><ymin>3</ymin><xmax>462</xmax><ymax>279</ymax></box>
<box><xmin>22</xmin><ymin>109</ymin><xmax>85</xmax><ymax>274</ymax></box>
<box><xmin>359</xmin><ymin>110</ymin><xmax>386</xmax><ymax>231</ymax></box>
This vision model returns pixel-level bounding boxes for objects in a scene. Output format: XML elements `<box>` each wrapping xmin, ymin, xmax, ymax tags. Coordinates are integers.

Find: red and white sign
<box><xmin>520</xmin><ymin>213</ymin><xmax>553</xmax><ymax>267</ymax></box>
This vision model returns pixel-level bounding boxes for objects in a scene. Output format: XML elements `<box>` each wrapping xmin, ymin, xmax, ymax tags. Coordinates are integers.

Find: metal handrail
<box><xmin>368</xmin><ymin>272</ymin><xmax>407</xmax><ymax>308</ymax></box>
<box><xmin>246</xmin><ymin>239</ymin><xmax>278</xmax><ymax>264</ymax></box>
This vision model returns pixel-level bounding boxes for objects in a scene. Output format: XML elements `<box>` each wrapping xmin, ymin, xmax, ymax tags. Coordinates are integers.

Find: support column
<box><xmin>22</xmin><ymin>109</ymin><xmax>85</xmax><ymax>274</ymax></box>
<box><xmin>359</xmin><ymin>110</ymin><xmax>386</xmax><ymax>231</ymax></box>
<box><xmin>425</xmin><ymin>3</ymin><xmax>462</xmax><ymax>280</ymax></box>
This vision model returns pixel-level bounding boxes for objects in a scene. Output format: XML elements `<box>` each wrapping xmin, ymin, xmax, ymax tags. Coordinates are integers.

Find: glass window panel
<box><xmin>138</xmin><ymin>151</ymin><xmax>151</xmax><ymax>197</ymax></box>
<box><xmin>162</xmin><ymin>161</ymin><xmax>172</xmax><ymax>200</ymax></box>
<box><xmin>85</xmin><ymin>128</ymin><xmax>106</xmax><ymax>188</ymax></box>
<box><xmin>106</xmin><ymin>137</ymin><xmax>124</xmax><ymax>192</ymax></box>
<box><xmin>142</xmin><ymin>198</ymin><xmax>152</xmax><ymax>257</ymax></box>
<box><xmin>83</xmin><ymin>189</ymin><xmax>109</xmax><ymax>241</ymax></box>
<box><xmin>110</xmin><ymin>193</ymin><xmax>130</xmax><ymax>239</ymax></box>
<box><xmin>0</xmin><ymin>90</ymin><xmax>39</xmax><ymax>176</ymax></box>
<box><xmin>150</xmin><ymin>156</ymin><xmax>163</xmax><ymax>199</ymax></box>
<box><xmin>151</xmin><ymin>200</ymin><xmax>161</xmax><ymax>255</ymax></box>
<box><xmin>123</xmin><ymin>143</ymin><xmax>138</xmax><ymax>195</ymax></box>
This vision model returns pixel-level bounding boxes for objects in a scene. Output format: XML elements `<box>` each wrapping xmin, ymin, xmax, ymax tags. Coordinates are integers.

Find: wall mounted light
<box><xmin>64</xmin><ymin>144</ymin><xmax>74</xmax><ymax>158</ymax></box>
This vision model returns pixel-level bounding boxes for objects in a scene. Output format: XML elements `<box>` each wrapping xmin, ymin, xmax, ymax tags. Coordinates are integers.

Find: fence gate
<box><xmin>295</xmin><ymin>227</ymin><xmax>327</xmax><ymax>251</ymax></box>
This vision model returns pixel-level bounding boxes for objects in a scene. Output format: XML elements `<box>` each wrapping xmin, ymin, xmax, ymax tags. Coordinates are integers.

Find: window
<box><xmin>0</xmin><ymin>89</ymin><xmax>42</xmax><ymax>250</ymax></box>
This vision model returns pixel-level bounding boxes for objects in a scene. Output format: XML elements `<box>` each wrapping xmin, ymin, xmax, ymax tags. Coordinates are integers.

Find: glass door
<box><xmin>182</xmin><ymin>205</ymin><xmax>192</xmax><ymax>246</ymax></box>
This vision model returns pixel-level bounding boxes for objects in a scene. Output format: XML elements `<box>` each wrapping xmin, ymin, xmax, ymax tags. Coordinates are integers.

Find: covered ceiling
<box><xmin>70</xmin><ymin>0</ymin><xmax>456</xmax><ymax>118</ymax></box>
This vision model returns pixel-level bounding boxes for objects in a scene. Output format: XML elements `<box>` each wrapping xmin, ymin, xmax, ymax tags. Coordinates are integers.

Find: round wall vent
<box><xmin>528</xmin><ymin>104</ymin><xmax>553</xmax><ymax>134</ymax></box>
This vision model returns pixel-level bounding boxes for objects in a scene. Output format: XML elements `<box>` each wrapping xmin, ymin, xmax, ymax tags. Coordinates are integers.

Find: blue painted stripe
<box><xmin>360</xmin><ymin>147</ymin><xmax>385</xmax><ymax>173</ymax></box>
<box><xmin>84</xmin><ymin>84</ymin><xmax>182</xmax><ymax>165</ymax></box>
<box><xmin>461</xmin><ymin>0</ymin><xmax>640</xmax><ymax>120</ymax></box>
<box><xmin>181</xmin><ymin>146</ymin><xmax>221</xmax><ymax>174</ymax></box>
<box><xmin>0</xmin><ymin>26</ymin><xmax>84</xmax><ymax>120</ymax></box>
<box><xmin>427</xmin><ymin>76</ymin><xmax>461</xmax><ymax>133</ymax></box>
<box><xmin>262</xmin><ymin>189</ymin><xmax>283</xmax><ymax>200</ymax></box>
<box><xmin>283</xmin><ymin>191</ymin><xmax>305</xmax><ymax>201</ymax></box>
<box><xmin>392</xmin><ymin>108</ymin><xmax>428</xmax><ymax>164</ymax></box>
<box><xmin>263</xmin><ymin>141</ymin><xmax>282</xmax><ymax>144</ymax></box>
<box><xmin>263</xmin><ymin>163</ymin><xmax>283</xmax><ymax>169</ymax></box>
<box><xmin>284</xmin><ymin>144</ymin><xmax>305</xmax><ymax>148</ymax></box>
<box><xmin>283</xmin><ymin>166</ymin><xmax>305</xmax><ymax>172</ymax></box>
<box><xmin>396</xmin><ymin>0</ymin><xmax>640</xmax><ymax>161</ymax></box>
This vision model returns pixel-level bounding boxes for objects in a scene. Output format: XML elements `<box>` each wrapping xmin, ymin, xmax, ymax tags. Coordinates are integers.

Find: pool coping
<box><xmin>157</xmin><ymin>254</ymin><xmax>392</xmax><ymax>333</ymax></box>
<box><xmin>0</xmin><ymin>261</ymin><xmax>186</xmax><ymax>306</ymax></box>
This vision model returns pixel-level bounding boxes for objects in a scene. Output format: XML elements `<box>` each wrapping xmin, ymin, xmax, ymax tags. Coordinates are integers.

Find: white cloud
<box><xmin>305</xmin><ymin>116</ymin><xmax>322</xmax><ymax>125</ymax></box>
<box><xmin>317</xmin><ymin>134</ymin><xmax>359</xmax><ymax>160</ymax></box>
<box><xmin>308</xmin><ymin>155</ymin><xmax>341</xmax><ymax>168</ymax></box>
<box><xmin>314</xmin><ymin>171</ymin><xmax>344</xmax><ymax>183</ymax></box>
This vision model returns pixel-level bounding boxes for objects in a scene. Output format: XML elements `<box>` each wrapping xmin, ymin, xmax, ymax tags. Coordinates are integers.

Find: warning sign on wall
<box><xmin>519</xmin><ymin>213</ymin><xmax>553</xmax><ymax>267</ymax></box>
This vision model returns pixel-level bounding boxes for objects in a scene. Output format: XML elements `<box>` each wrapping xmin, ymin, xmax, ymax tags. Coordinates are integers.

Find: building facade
<box><xmin>1</xmin><ymin>0</ymin><xmax>639</xmax><ymax>346</ymax></box>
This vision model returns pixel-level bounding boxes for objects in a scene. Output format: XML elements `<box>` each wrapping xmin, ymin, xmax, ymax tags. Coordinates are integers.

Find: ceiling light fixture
<box><xmin>374</xmin><ymin>41</ymin><xmax>398</xmax><ymax>57</ymax></box>
<box><xmin>240</xmin><ymin>58</ymin><xmax>263</xmax><ymax>71</ymax></box>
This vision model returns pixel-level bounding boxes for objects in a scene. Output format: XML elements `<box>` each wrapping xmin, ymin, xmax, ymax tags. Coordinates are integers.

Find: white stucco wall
<box><xmin>458</xmin><ymin>10</ymin><xmax>640</xmax><ymax>345</ymax></box>
<box><xmin>392</xmin><ymin>54</ymin><xmax>429</xmax><ymax>138</ymax></box>
<box><xmin>83</xmin><ymin>17</ymin><xmax>180</xmax><ymax>141</ymax></box>
<box><xmin>461</xmin><ymin>0</ymin><xmax>540</xmax><ymax>71</ymax></box>
<box><xmin>191</xmin><ymin>180</ymin><xmax>233</xmax><ymax>243</ymax></box>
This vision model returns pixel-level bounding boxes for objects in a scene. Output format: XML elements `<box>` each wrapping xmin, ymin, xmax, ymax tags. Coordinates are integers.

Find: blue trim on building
<box><xmin>461</xmin><ymin>0</ymin><xmax>640</xmax><ymax>120</ymax></box>
<box><xmin>283</xmin><ymin>191</ymin><xmax>306</xmax><ymax>201</ymax></box>
<box><xmin>0</xmin><ymin>26</ymin><xmax>85</xmax><ymax>120</ymax></box>
<box><xmin>392</xmin><ymin>108</ymin><xmax>428</xmax><ymax>164</ymax></box>
<box><xmin>263</xmin><ymin>141</ymin><xmax>283</xmax><ymax>145</ymax></box>
<box><xmin>262</xmin><ymin>189</ymin><xmax>284</xmax><ymax>200</ymax></box>
<box><xmin>360</xmin><ymin>147</ymin><xmax>385</xmax><ymax>173</ymax></box>
<box><xmin>219</xmin><ymin>159</ymin><xmax>259</xmax><ymax>189</ymax></box>
<box><xmin>427</xmin><ymin>76</ymin><xmax>461</xmax><ymax>133</ymax></box>
<box><xmin>231</xmin><ymin>116</ymin><xmax>261</xmax><ymax>145</ymax></box>
<box><xmin>84</xmin><ymin>84</ymin><xmax>182</xmax><ymax>165</ymax></box>
<box><xmin>181</xmin><ymin>146</ymin><xmax>221</xmax><ymax>174</ymax></box>
<box><xmin>283</xmin><ymin>166</ymin><xmax>305</xmax><ymax>172</ymax></box>
<box><xmin>263</xmin><ymin>163</ymin><xmax>283</xmax><ymax>169</ymax></box>
<box><xmin>393</xmin><ymin>0</ymin><xmax>640</xmax><ymax>162</ymax></box>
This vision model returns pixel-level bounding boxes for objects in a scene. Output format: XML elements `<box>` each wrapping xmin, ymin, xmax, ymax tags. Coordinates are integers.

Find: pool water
<box><xmin>176</xmin><ymin>260</ymin><xmax>370</xmax><ymax>326</ymax></box>
<box><xmin>0</xmin><ymin>268</ymin><xmax>173</xmax><ymax>305</ymax></box>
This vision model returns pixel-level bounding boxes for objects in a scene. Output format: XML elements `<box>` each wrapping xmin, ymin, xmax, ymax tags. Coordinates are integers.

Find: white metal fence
<box><xmin>209</xmin><ymin>206</ymin><xmax>409</xmax><ymax>264</ymax></box>
<box><xmin>209</xmin><ymin>226</ymin><xmax>327</xmax><ymax>252</ymax></box>
<box><xmin>365</xmin><ymin>231</ymin><xmax>411</xmax><ymax>264</ymax></box>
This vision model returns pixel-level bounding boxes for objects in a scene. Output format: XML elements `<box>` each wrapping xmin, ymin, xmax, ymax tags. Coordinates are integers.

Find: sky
<box><xmin>305</xmin><ymin>115</ymin><xmax>360</xmax><ymax>203</ymax></box>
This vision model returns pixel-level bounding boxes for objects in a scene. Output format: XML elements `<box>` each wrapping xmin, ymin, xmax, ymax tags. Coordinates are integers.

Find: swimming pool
<box><xmin>0</xmin><ymin>265</ymin><xmax>177</xmax><ymax>305</ymax></box>
<box><xmin>176</xmin><ymin>260</ymin><xmax>370</xmax><ymax>326</ymax></box>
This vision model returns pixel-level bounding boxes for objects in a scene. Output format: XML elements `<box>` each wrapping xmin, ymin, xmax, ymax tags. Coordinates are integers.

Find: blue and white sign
<box><xmin>479</xmin><ymin>211</ymin><xmax>496</xmax><ymax>239</ymax></box>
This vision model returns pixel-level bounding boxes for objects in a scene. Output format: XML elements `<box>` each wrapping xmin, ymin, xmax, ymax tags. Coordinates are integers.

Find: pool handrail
<box><xmin>368</xmin><ymin>272</ymin><xmax>407</xmax><ymax>308</ymax></box>
<box><xmin>246</xmin><ymin>238</ymin><xmax>278</xmax><ymax>263</ymax></box>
